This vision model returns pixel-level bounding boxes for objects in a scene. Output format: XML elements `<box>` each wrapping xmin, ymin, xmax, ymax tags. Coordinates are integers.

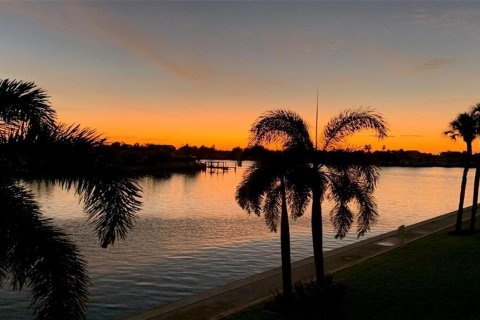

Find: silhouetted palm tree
<box><xmin>444</xmin><ymin>112</ymin><xmax>477</xmax><ymax>233</ymax></box>
<box><xmin>236</xmin><ymin>154</ymin><xmax>310</xmax><ymax>300</ymax></box>
<box><xmin>0</xmin><ymin>78</ymin><xmax>142</xmax><ymax>319</ymax></box>
<box><xmin>468</xmin><ymin>104</ymin><xmax>480</xmax><ymax>232</ymax></box>
<box><xmin>250</xmin><ymin>108</ymin><xmax>387</xmax><ymax>286</ymax></box>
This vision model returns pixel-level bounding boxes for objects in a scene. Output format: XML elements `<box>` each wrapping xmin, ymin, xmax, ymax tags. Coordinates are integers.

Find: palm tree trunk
<box><xmin>280</xmin><ymin>177</ymin><xmax>293</xmax><ymax>300</ymax></box>
<box><xmin>456</xmin><ymin>167</ymin><xmax>469</xmax><ymax>233</ymax></box>
<box><xmin>311</xmin><ymin>178</ymin><xmax>325</xmax><ymax>286</ymax></box>
<box><xmin>470</xmin><ymin>164</ymin><xmax>480</xmax><ymax>232</ymax></box>
<box><xmin>456</xmin><ymin>142</ymin><xmax>472</xmax><ymax>233</ymax></box>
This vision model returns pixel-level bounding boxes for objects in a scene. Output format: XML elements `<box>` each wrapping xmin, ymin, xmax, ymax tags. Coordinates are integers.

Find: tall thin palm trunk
<box><xmin>470</xmin><ymin>164</ymin><xmax>479</xmax><ymax>232</ymax></box>
<box><xmin>280</xmin><ymin>177</ymin><xmax>293</xmax><ymax>299</ymax></box>
<box><xmin>456</xmin><ymin>167</ymin><xmax>469</xmax><ymax>232</ymax></box>
<box><xmin>456</xmin><ymin>142</ymin><xmax>472</xmax><ymax>233</ymax></box>
<box><xmin>311</xmin><ymin>173</ymin><xmax>325</xmax><ymax>286</ymax></box>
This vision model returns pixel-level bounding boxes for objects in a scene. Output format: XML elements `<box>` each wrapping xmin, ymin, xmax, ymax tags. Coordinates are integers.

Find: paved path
<box><xmin>124</xmin><ymin>207</ymin><xmax>469</xmax><ymax>320</ymax></box>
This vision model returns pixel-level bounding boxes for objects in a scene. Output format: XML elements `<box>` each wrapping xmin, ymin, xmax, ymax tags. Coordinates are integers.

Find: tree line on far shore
<box><xmin>69</xmin><ymin>142</ymin><xmax>480</xmax><ymax>173</ymax></box>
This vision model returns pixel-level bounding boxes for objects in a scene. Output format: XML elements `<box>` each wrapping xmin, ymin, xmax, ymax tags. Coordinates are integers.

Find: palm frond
<box><xmin>236</xmin><ymin>163</ymin><xmax>279</xmax><ymax>216</ymax></box>
<box><xmin>354</xmin><ymin>186</ymin><xmax>378</xmax><ymax>237</ymax></box>
<box><xmin>330</xmin><ymin>202</ymin><xmax>354</xmax><ymax>239</ymax></box>
<box><xmin>443</xmin><ymin>129</ymin><xmax>459</xmax><ymax>141</ymax></box>
<box><xmin>327</xmin><ymin>166</ymin><xmax>378</xmax><ymax>238</ymax></box>
<box><xmin>286</xmin><ymin>166</ymin><xmax>312</xmax><ymax>218</ymax></box>
<box><xmin>236</xmin><ymin>153</ymin><xmax>314</xmax><ymax>234</ymax></box>
<box><xmin>0</xmin><ymin>79</ymin><xmax>56</xmax><ymax>134</ymax></box>
<box><xmin>49</xmin><ymin>123</ymin><xmax>106</xmax><ymax>146</ymax></box>
<box><xmin>235</xmin><ymin>183</ymin><xmax>262</xmax><ymax>216</ymax></box>
<box><xmin>327</xmin><ymin>170</ymin><xmax>355</xmax><ymax>239</ymax></box>
<box><xmin>328</xmin><ymin>163</ymin><xmax>379</xmax><ymax>192</ymax></box>
<box><xmin>263</xmin><ymin>185</ymin><xmax>282</xmax><ymax>232</ymax></box>
<box><xmin>322</xmin><ymin>107</ymin><xmax>387</xmax><ymax>150</ymax></box>
<box><xmin>0</xmin><ymin>182</ymin><xmax>89</xmax><ymax>319</ymax></box>
<box><xmin>471</xmin><ymin>102</ymin><xmax>480</xmax><ymax>115</ymax></box>
<box><xmin>57</xmin><ymin>176</ymin><xmax>142</xmax><ymax>248</ymax></box>
<box><xmin>249</xmin><ymin>109</ymin><xmax>314</xmax><ymax>151</ymax></box>
<box><xmin>0</xmin><ymin>121</ymin><xmax>104</xmax><ymax>148</ymax></box>
<box><xmin>444</xmin><ymin>112</ymin><xmax>476</xmax><ymax>144</ymax></box>
<box><xmin>0</xmin><ymin>121</ymin><xmax>29</xmax><ymax>143</ymax></box>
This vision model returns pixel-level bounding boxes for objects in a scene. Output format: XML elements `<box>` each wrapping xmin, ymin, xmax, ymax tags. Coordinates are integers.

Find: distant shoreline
<box><xmin>5</xmin><ymin>142</ymin><xmax>474</xmax><ymax>178</ymax></box>
<box><xmin>98</xmin><ymin>143</ymin><xmax>475</xmax><ymax>170</ymax></box>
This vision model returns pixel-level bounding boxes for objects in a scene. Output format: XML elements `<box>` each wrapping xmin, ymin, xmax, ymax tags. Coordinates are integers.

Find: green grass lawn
<box><xmin>224</xmin><ymin>226</ymin><xmax>480</xmax><ymax>320</ymax></box>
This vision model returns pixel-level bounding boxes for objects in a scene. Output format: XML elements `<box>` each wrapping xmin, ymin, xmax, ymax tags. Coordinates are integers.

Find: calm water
<box><xmin>1</xmin><ymin>164</ymin><xmax>475</xmax><ymax>319</ymax></box>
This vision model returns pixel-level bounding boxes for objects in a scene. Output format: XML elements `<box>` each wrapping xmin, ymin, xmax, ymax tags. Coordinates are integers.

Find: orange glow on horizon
<box><xmin>92</xmin><ymin>119</ymin><xmax>467</xmax><ymax>154</ymax></box>
<box><xmin>55</xmin><ymin>99</ymin><xmax>473</xmax><ymax>154</ymax></box>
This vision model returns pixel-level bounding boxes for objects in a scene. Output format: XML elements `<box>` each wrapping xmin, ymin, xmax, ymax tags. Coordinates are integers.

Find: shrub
<box><xmin>265</xmin><ymin>275</ymin><xmax>346</xmax><ymax>319</ymax></box>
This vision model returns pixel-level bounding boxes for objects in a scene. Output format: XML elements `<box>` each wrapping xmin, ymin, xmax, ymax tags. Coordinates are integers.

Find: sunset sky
<box><xmin>1</xmin><ymin>1</ymin><xmax>480</xmax><ymax>153</ymax></box>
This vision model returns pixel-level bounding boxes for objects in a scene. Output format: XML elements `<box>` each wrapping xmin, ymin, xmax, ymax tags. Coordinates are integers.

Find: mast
<box><xmin>315</xmin><ymin>86</ymin><xmax>318</xmax><ymax>150</ymax></box>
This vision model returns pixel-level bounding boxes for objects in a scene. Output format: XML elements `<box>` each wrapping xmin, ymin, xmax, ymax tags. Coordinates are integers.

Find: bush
<box><xmin>265</xmin><ymin>275</ymin><xmax>346</xmax><ymax>319</ymax></box>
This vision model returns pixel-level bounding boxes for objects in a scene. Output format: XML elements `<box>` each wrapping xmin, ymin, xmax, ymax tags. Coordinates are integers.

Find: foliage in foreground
<box><xmin>0</xmin><ymin>183</ymin><xmax>89</xmax><ymax>319</ymax></box>
<box><xmin>265</xmin><ymin>276</ymin><xmax>345</xmax><ymax>319</ymax></box>
<box><xmin>0</xmin><ymin>78</ymin><xmax>142</xmax><ymax>319</ymax></box>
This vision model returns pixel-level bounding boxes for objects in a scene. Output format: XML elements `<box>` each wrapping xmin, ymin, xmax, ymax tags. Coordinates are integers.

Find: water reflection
<box><xmin>1</xmin><ymin>163</ymin><xmax>475</xmax><ymax>319</ymax></box>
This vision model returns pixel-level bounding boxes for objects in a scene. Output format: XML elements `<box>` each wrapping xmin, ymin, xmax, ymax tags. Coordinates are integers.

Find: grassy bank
<box><xmin>224</xmin><ymin>225</ymin><xmax>480</xmax><ymax>320</ymax></box>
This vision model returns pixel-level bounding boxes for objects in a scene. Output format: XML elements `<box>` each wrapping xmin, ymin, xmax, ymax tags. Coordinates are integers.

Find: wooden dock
<box><xmin>202</xmin><ymin>161</ymin><xmax>236</xmax><ymax>173</ymax></box>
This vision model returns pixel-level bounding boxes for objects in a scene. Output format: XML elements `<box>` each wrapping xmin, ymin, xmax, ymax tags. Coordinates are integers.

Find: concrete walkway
<box><xmin>123</xmin><ymin>207</ymin><xmax>470</xmax><ymax>320</ymax></box>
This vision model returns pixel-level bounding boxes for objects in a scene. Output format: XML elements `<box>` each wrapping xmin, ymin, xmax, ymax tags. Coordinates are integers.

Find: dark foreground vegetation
<box><xmin>224</xmin><ymin>224</ymin><xmax>480</xmax><ymax>320</ymax></box>
<box><xmin>1</xmin><ymin>79</ymin><xmax>142</xmax><ymax>319</ymax></box>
